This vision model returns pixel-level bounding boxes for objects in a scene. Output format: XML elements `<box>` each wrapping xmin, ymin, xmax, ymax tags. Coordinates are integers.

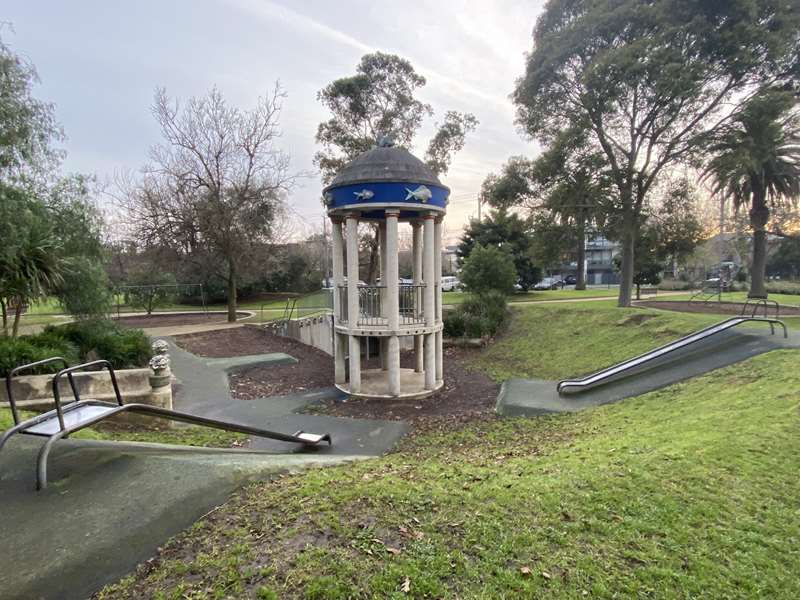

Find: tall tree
<box><xmin>483</xmin><ymin>127</ymin><xmax>612</xmax><ymax>289</ymax></box>
<box><xmin>513</xmin><ymin>0</ymin><xmax>800</xmax><ymax>306</ymax></box>
<box><xmin>314</xmin><ymin>52</ymin><xmax>478</xmax><ymax>183</ymax></box>
<box><xmin>122</xmin><ymin>85</ymin><xmax>296</xmax><ymax>322</ymax></box>
<box><xmin>704</xmin><ymin>89</ymin><xmax>800</xmax><ymax>297</ymax></box>
<box><xmin>0</xmin><ymin>32</ymin><xmax>62</xmax><ymax>183</ymax></box>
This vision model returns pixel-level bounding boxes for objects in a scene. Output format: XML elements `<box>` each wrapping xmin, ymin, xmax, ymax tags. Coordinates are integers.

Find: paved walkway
<box><xmin>497</xmin><ymin>326</ymin><xmax>800</xmax><ymax>416</ymax></box>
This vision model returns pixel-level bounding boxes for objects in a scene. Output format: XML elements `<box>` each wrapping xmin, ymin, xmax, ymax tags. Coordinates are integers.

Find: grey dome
<box><xmin>324</xmin><ymin>145</ymin><xmax>446</xmax><ymax>192</ymax></box>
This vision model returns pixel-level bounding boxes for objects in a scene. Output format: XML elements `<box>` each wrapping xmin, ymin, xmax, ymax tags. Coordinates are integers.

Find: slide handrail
<box><xmin>5</xmin><ymin>357</ymin><xmax>77</xmax><ymax>426</ymax></box>
<box><xmin>557</xmin><ymin>316</ymin><xmax>787</xmax><ymax>395</ymax></box>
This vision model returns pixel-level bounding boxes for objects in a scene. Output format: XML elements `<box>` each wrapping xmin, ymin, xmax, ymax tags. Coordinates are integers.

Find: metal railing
<box><xmin>338</xmin><ymin>284</ymin><xmax>427</xmax><ymax>327</ymax></box>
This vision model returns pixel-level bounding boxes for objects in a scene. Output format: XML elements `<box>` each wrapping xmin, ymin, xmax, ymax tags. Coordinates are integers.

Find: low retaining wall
<box><xmin>1</xmin><ymin>340</ymin><xmax>175</xmax><ymax>429</ymax></box>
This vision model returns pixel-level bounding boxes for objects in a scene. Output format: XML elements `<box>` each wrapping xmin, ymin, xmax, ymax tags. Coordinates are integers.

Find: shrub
<box><xmin>41</xmin><ymin>319</ymin><xmax>150</xmax><ymax>370</ymax></box>
<box><xmin>459</xmin><ymin>244</ymin><xmax>517</xmax><ymax>296</ymax></box>
<box><xmin>443</xmin><ymin>291</ymin><xmax>510</xmax><ymax>339</ymax></box>
<box><xmin>443</xmin><ymin>312</ymin><xmax>466</xmax><ymax>337</ymax></box>
<box><xmin>0</xmin><ymin>336</ymin><xmax>79</xmax><ymax>377</ymax></box>
<box><xmin>766</xmin><ymin>280</ymin><xmax>800</xmax><ymax>296</ymax></box>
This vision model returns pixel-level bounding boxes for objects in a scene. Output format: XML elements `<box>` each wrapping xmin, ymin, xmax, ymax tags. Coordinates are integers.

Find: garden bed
<box><xmin>174</xmin><ymin>327</ymin><xmax>500</xmax><ymax>431</ymax></box>
<box><xmin>634</xmin><ymin>299</ymin><xmax>800</xmax><ymax>316</ymax></box>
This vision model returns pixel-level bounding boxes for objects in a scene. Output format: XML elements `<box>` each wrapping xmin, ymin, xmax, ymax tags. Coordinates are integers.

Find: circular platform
<box><xmin>335</xmin><ymin>368</ymin><xmax>443</xmax><ymax>400</ymax></box>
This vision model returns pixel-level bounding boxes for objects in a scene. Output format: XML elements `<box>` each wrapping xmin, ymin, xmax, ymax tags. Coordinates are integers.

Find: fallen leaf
<box><xmin>520</xmin><ymin>566</ymin><xmax>532</xmax><ymax>576</ymax></box>
<box><xmin>386</xmin><ymin>547</ymin><xmax>401</xmax><ymax>555</ymax></box>
<box><xmin>401</xmin><ymin>576</ymin><xmax>411</xmax><ymax>593</ymax></box>
<box><xmin>542</xmin><ymin>571</ymin><xmax>552</xmax><ymax>580</ymax></box>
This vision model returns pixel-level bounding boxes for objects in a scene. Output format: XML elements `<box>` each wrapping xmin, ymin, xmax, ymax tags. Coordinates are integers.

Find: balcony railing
<box><xmin>338</xmin><ymin>284</ymin><xmax>427</xmax><ymax>327</ymax></box>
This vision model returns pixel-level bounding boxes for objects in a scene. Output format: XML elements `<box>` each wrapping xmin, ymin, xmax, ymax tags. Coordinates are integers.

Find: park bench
<box><xmin>1</xmin><ymin>358</ymin><xmax>331</xmax><ymax>490</ymax></box>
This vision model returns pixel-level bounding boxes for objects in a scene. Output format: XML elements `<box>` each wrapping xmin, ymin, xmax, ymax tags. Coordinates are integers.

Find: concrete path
<box><xmin>165</xmin><ymin>337</ymin><xmax>409</xmax><ymax>457</ymax></box>
<box><xmin>497</xmin><ymin>327</ymin><xmax>800</xmax><ymax>416</ymax></box>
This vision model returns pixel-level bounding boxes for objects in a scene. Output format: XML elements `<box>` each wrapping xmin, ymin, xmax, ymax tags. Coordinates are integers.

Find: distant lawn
<box><xmin>98</xmin><ymin>349</ymin><xmax>800</xmax><ymax>599</ymax></box>
<box><xmin>0</xmin><ymin>408</ymin><xmax>245</xmax><ymax>448</ymax></box>
<box><xmin>471</xmin><ymin>302</ymin><xmax>724</xmax><ymax>381</ymax></box>
<box><xmin>648</xmin><ymin>290</ymin><xmax>800</xmax><ymax>307</ymax></box>
<box><xmin>443</xmin><ymin>287</ymin><xmax>620</xmax><ymax>305</ymax></box>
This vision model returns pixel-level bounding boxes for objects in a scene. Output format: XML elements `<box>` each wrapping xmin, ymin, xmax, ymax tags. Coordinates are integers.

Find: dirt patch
<box><xmin>114</xmin><ymin>312</ymin><xmax>251</xmax><ymax>328</ymax></box>
<box><xmin>174</xmin><ymin>326</ymin><xmax>500</xmax><ymax>432</ymax></box>
<box><xmin>634</xmin><ymin>300</ymin><xmax>800</xmax><ymax>317</ymax></box>
<box><xmin>315</xmin><ymin>347</ymin><xmax>499</xmax><ymax>431</ymax></box>
<box><xmin>617</xmin><ymin>313</ymin><xmax>657</xmax><ymax>326</ymax></box>
<box><xmin>174</xmin><ymin>326</ymin><xmax>334</xmax><ymax>398</ymax></box>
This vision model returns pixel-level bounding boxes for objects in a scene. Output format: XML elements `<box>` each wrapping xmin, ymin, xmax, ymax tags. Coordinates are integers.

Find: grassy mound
<box><xmin>97</xmin><ymin>349</ymin><xmax>800</xmax><ymax>599</ymax></box>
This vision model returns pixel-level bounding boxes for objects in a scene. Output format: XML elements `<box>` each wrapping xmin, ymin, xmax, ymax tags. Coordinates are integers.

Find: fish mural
<box><xmin>405</xmin><ymin>185</ymin><xmax>432</xmax><ymax>203</ymax></box>
<box><xmin>353</xmin><ymin>189</ymin><xmax>374</xmax><ymax>200</ymax></box>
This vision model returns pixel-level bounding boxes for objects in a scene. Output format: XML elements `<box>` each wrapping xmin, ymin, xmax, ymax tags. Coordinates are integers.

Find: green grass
<box><xmin>443</xmin><ymin>287</ymin><xmax>620</xmax><ymax>306</ymax></box>
<box><xmin>471</xmin><ymin>302</ymin><xmax>723</xmax><ymax>381</ymax></box>
<box><xmin>649</xmin><ymin>291</ymin><xmax>800</xmax><ymax>307</ymax></box>
<box><xmin>0</xmin><ymin>408</ymin><xmax>246</xmax><ymax>448</ymax></box>
<box><xmin>97</xmin><ymin>349</ymin><xmax>800</xmax><ymax>599</ymax></box>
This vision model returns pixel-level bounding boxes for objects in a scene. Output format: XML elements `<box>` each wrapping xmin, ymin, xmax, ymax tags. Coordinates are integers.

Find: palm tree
<box><xmin>704</xmin><ymin>90</ymin><xmax>800</xmax><ymax>298</ymax></box>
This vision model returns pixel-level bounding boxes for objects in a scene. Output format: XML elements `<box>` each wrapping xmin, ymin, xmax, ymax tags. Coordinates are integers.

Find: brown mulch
<box><xmin>174</xmin><ymin>326</ymin><xmax>500</xmax><ymax>431</ymax></box>
<box><xmin>174</xmin><ymin>327</ymin><xmax>334</xmax><ymax>398</ymax></box>
<box><xmin>114</xmin><ymin>312</ymin><xmax>250</xmax><ymax>328</ymax></box>
<box><xmin>634</xmin><ymin>299</ymin><xmax>800</xmax><ymax>316</ymax></box>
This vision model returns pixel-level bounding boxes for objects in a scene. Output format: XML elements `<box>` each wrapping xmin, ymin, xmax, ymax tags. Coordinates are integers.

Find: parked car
<box><xmin>534</xmin><ymin>277</ymin><xmax>565</xmax><ymax>290</ymax></box>
<box><xmin>441</xmin><ymin>276</ymin><xmax>461</xmax><ymax>292</ymax></box>
<box><xmin>563</xmin><ymin>275</ymin><xmax>577</xmax><ymax>285</ymax></box>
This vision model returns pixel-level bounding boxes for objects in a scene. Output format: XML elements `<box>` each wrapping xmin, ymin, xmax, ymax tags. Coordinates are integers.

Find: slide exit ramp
<box><xmin>557</xmin><ymin>317</ymin><xmax>787</xmax><ymax>395</ymax></box>
<box><xmin>1</xmin><ymin>359</ymin><xmax>331</xmax><ymax>490</ymax></box>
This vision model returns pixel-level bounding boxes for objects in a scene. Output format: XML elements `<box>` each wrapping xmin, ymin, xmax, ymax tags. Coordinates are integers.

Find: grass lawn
<box><xmin>646</xmin><ymin>291</ymin><xmax>800</xmax><ymax>307</ymax></box>
<box><xmin>443</xmin><ymin>287</ymin><xmax>620</xmax><ymax>306</ymax></box>
<box><xmin>0</xmin><ymin>408</ymin><xmax>246</xmax><ymax>448</ymax></box>
<box><xmin>97</xmin><ymin>348</ymin><xmax>800</xmax><ymax>599</ymax></box>
<box><xmin>471</xmin><ymin>302</ymin><xmax>724</xmax><ymax>381</ymax></box>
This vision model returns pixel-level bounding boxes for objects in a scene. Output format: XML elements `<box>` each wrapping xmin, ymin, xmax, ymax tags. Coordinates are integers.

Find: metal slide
<box><xmin>557</xmin><ymin>317</ymin><xmax>787</xmax><ymax>395</ymax></box>
<box><xmin>1</xmin><ymin>359</ymin><xmax>331</xmax><ymax>490</ymax></box>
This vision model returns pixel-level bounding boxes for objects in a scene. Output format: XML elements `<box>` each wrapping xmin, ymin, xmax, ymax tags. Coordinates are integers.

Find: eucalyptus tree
<box><xmin>513</xmin><ymin>0</ymin><xmax>800</xmax><ymax>306</ymax></box>
<box><xmin>704</xmin><ymin>89</ymin><xmax>800</xmax><ymax>297</ymax></box>
<box><xmin>314</xmin><ymin>52</ymin><xmax>478</xmax><ymax>183</ymax></box>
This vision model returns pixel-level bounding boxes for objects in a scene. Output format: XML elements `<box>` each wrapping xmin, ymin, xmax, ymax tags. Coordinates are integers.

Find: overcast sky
<box><xmin>5</xmin><ymin>0</ymin><xmax>546</xmax><ymax>241</ymax></box>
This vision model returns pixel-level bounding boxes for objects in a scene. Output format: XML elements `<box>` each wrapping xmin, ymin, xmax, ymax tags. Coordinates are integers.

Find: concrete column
<box><xmin>434</xmin><ymin>217</ymin><xmax>443</xmax><ymax>382</ymax></box>
<box><xmin>331</xmin><ymin>219</ymin><xmax>346</xmax><ymax>384</ymax></box>
<box><xmin>423</xmin><ymin>214</ymin><xmax>436</xmax><ymax>390</ymax></box>
<box><xmin>386</xmin><ymin>210</ymin><xmax>401</xmax><ymax>395</ymax></box>
<box><xmin>346</xmin><ymin>214</ymin><xmax>361</xmax><ymax>393</ymax></box>
<box><xmin>412</xmin><ymin>221</ymin><xmax>423</xmax><ymax>373</ymax></box>
<box><xmin>378</xmin><ymin>223</ymin><xmax>388</xmax><ymax>369</ymax></box>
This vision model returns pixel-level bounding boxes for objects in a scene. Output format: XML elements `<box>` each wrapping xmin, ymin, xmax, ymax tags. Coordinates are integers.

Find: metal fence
<box><xmin>337</xmin><ymin>284</ymin><xmax>426</xmax><ymax>327</ymax></box>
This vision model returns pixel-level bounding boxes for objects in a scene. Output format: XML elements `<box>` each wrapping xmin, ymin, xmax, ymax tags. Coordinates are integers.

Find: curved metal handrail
<box><xmin>557</xmin><ymin>316</ymin><xmax>787</xmax><ymax>395</ymax></box>
<box><xmin>5</xmin><ymin>357</ymin><xmax>77</xmax><ymax>426</ymax></box>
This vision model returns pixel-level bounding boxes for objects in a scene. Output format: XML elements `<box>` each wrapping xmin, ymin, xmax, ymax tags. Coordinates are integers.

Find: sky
<box><xmin>4</xmin><ymin>0</ymin><xmax>546</xmax><ymax>242</ymax></box>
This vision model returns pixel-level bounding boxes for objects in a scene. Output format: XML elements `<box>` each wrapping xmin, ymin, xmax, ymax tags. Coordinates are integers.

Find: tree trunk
<box><xmin>11</xmin><ymin>298</ymin><xmax>23</xmax><ymax>338</ymax></box>
<box><xmin>748</xmin><ymin>194</ymin><xmax>770</xmax><ymax>298</ymax></box>
<box><xmin>1</xmin><ymin>298</ymin><xmax>7</xmax><ymax>336</ymax></box>
<box><xmin>575</xmin><ymin>212</ymin><xmax>587</xmax><ymax>291</ymax></box>
<box><xmin>227</xmin><ymin>261</ymin><xmax>238</xmax><ymax>323</ymax></box>
<box><xmin>617</xmin><ymin>223</ymin><xmax>636</xmax><ymax>307</ymax></box>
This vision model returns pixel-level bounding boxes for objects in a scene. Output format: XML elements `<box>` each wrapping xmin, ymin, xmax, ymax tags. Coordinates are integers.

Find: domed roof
<box><xmin>324</xmin><ymin>140</ymin><xmax>446</xmax><ymax>192</ymax></box>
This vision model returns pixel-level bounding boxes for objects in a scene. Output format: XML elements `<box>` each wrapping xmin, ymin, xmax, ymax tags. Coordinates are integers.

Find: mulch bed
<box><xmin>114</xmin><ymin>312</ymin><xmax>250</xmax><ymax>328</ymax></box>
<box><xmin>634</xmin><ymin>299</ymin><xmax>800</xmax><ymax>316</ymax></box>
<box><xmin>174</xmin><ymin>326</ymin><xmax>500</xmax><ymax>432</ymax></box>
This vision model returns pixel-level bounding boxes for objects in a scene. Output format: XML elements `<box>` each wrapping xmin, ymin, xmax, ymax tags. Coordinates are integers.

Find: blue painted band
<box><xmin>324</xmin><ymin>181</ymin><xmax>449</xmax><ymax>212</ymax></box>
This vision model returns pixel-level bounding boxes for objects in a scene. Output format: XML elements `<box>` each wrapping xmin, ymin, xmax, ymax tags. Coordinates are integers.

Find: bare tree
<box><xmin>120</xmin><ymin>84</ymin><xmax>297</xmax><ymax>321</ymax></box>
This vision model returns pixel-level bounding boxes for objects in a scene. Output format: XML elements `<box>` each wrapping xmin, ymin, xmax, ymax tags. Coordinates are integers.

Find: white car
<box><xmin>441</xmin><ymin>276</ymin><xmax>461</xmax><ymax>292</ymax></box>
<box><xmin>534</xmin><ymin>277</ymin><xmax>565</xmax><ymax>291</ymax></box>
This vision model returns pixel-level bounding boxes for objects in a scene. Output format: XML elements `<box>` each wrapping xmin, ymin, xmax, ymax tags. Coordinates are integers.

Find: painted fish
<box><xmin>405</xmin><ymin>185</ymin><xmax>432</xmax><ymax>203</ymax></box>
<box><xmin>353</xmin><ymin>189</ymin><xmax>374</xmax><ymax>200</ymax></box>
